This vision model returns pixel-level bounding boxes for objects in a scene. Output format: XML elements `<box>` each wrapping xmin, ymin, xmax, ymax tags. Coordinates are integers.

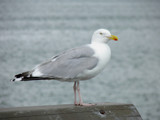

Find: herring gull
<box><xmin>11</xmin><ymin>29</ymin><xmax>118</xmax><ymax>106</ymax></box>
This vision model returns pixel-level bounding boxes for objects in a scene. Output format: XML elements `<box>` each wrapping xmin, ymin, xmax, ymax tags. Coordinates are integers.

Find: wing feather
<box><xmin>32</xmin><ymin>45</ymin><xmax>98</xmax><ymax>80</ymax></box>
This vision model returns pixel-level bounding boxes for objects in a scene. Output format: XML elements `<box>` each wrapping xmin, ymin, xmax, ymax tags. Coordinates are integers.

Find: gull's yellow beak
<box><xmin>108</xmin><ymin>35</ymin><xmax>118</xmax><ymax>41</ymax></box>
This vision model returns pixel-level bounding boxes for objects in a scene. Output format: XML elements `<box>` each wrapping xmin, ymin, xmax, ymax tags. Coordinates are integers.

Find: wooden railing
<box><xmin>0</xmin><ymin>102</ymin><xmax>142</xmax><ymax>120</ymax></box>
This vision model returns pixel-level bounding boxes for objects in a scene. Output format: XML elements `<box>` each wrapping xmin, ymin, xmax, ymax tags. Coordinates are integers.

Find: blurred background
<box><xmin>0</xmin><ymin>0</ymin><xmax>160</xmax><ymax>119</ymax></box>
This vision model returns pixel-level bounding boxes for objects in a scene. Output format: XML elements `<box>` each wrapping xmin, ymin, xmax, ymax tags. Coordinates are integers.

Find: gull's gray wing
<box><xmin>32</xmin><ymin>45</ymin><xmax>98</xmax><ymax>80</ymax></box>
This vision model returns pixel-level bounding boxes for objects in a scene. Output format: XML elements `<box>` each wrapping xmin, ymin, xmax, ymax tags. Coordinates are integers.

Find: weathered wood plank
<box><xmin>0</xmin><ymin>102</ymin><xmax>142</xmax><ymax>120</ymax></box>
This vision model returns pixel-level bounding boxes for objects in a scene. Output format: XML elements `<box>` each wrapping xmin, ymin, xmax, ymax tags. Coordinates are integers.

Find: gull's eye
<box><xmin>100</xmin><ymin>32</ymin><xmax>103</xmax><ymax>35</ymax></box>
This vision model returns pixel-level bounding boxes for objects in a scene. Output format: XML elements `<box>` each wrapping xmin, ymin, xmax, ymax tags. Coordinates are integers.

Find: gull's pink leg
<box><xmin>77</xmin><ymin>81</ymin><xmax>83</xmax><ymax>104</ymax></box>
<box><xmin>73</xmin><ymin>81</ymin><xmax>78</xmax><ymax>105</ymax></box>
<box><xmin>77</xmin><ymin>81</ymin><xmax>95</xmax><ymax>106</ymax></box>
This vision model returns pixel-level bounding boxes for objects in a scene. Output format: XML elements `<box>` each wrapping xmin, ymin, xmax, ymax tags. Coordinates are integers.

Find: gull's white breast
<box><xmin>77</xmin><ymin>43</ymin><xmax>111</xmax><ymax>80</ymax></box>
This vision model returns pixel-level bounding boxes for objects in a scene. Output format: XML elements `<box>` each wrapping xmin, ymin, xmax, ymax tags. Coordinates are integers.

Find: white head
<box><xmin>91</xmin><ymin>29</ymin><xmax>118</xmax><ymax>43</ymax></box>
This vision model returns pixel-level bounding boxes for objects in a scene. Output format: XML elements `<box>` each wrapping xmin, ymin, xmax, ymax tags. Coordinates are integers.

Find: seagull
<box><xmin>11</xmin><ymin>29</ymin><xmax>118</xmax><ymax>106</ymax></box>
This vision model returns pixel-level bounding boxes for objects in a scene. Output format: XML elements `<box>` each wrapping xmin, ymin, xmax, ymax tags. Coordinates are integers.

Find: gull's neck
<box><xmin>91</xmin><ymin>41</ymin><xmax>108</xmax><ymax>45</ymax></box>
<box><xmin>89</xmin><ymin>41</ymin><xmax>110</xmax><ymax>51</ymax></box>
<box><xmin>91</xmin><ymin>37</ymin><xmax>110</xmax><ymax>44</ymax></box>
<box><xmin>91</xmin><ymin>41</ymin><xmax>106</xmax><ymax>44</ymax></box>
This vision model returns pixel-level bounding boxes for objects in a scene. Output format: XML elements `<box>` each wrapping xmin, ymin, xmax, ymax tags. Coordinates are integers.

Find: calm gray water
<box><xmin>0</xmin><ymin>0</ymin><xmax>160</xmax><ymax>119</ymax></box>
